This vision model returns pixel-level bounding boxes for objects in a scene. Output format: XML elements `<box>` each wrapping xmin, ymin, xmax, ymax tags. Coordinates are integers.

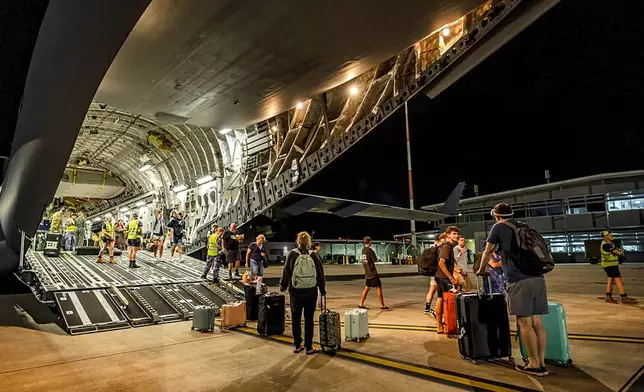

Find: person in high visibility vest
<box><xmin>202</xmin><ymin>225</ymin><xmax>224</xmax><ymax>282</ymax></box>
<box><xmin>63</xmin><ymin>213</ymin><xmax>77</xmax><ymax>251</ymax></box>
<box><xmin>127</xmin><ymin>213</ymin><xmax>143</xmax><ymax>268</ymax></box>
<box><xmin>600</xmin><ymin>230</ymin><xmax>636</xmax><ymax>304</ymax></box>
<box><xmin>97</xmin><ymin>214</ymin><xmax>116</xmax><ymax>264</ymax></box>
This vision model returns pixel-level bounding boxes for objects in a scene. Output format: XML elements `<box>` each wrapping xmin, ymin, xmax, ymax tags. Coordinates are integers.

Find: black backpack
<box><xmin>502</xmin><ymin>220</ymin><xmax>555</xmax><ymax>276</ymax></box>
<box><xmin>91</xmin><ymin>221</ymin><xmax>103</xmax><ymax>234</ymax></box>
<box><xmin>418</xmin><ymin>246</ymin><xmax>439</xmax><ymax>276</ymax></box>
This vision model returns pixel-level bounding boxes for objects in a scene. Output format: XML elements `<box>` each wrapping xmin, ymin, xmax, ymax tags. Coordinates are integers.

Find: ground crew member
<box><xmin>601</xmin><ymin>230</ymin><xmax>636</xmax><ymax>304</ymax></box>
<box><xmin>63</xmin><ymin>214</ymin><xmax>77</xmax><ymax>251</ymax></box>
<box><xmin>50</xmin><ymin>208</ymin><xmax>65</xmax><ymax>233</ymax></box>
<box><xmin>127</xmin><ymin>213</ymin><xmax>143</xmax><ymax>268</ymax></box>
<box><xmin>97</xmin><ymin>214</ymin><xmax>116</xmax><ymax>264</ymax></box>
<box><xmin>75</xmin><ymin>212</ymin><xmax>86</xmax><ymax>247</ymax></box>
<box><xmin>202</xmin><ymin>225</ymin><xmax>224</xmax><ymax>282</ymax></box>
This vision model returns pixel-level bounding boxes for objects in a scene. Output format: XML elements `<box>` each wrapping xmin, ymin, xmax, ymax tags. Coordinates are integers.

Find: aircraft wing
<box><xmin>281</xmin><ymin>192</ymin><xmax>448</xmax><ymax>222</ymax></box>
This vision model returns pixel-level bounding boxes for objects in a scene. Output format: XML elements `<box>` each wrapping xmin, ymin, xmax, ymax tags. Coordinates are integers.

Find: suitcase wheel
<box><xmin>471</xmin><ymin>360</ymin><xmax>478</xmax><ymax>365</ymax></box>
<box><xmin>191</xmin><ymin>327</ymin><xmax>194</xmax><ymax>330</ymax></box>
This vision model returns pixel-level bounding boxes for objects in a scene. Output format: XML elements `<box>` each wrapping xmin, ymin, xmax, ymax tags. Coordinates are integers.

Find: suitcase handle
<box><xmin>320</xmin><ymin>295</ymin><xmax>327</xmax><ymax>312</ymax></box>
<box><xmin>475</xmin><ymin>275</ymin><xmax>494</xmax><ymax>299</ymax></box>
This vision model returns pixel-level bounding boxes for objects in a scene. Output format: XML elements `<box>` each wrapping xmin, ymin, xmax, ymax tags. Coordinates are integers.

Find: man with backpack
<box><xmin>421</xmin><ymin>234</ymin><xmax>446</xmax><ymax>316</ymax></box>
<box><xmin>280</xmin><ymin>231</ymin><xmax>327</xmax><ymax>355</ymax></box>
<box><xmin>476</xmin><ymin>203</ymin><xmax>550</xmax><ymax>377</ymax></box>
<box><xmin>434</xmin><ymin>226</ymin><xmax>460</xmax><ymax>335</ymax></box>
<box><xmin>358</xmin><ymin>236</ymin><xmax>389</xmax><ymax>310</ymax></box>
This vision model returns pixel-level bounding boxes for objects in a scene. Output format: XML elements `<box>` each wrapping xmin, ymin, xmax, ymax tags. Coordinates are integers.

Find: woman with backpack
<box><xmin>279</xmin><ymin>231</ymin><xmax>327</xmax><ymax>355</ymax></box>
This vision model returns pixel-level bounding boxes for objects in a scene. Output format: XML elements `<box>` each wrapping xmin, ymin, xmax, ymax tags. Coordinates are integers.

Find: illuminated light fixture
<box><xmin>135</xmin><ymin>201</ymin><xmax>146</xmax><ymax>207</ymax></box>
<box><xmin>458</xmin><ymin>213</ymin><xmax>463</xmax><ymax>216</ymax></box>
<box><xmin>139</xmin><ymin>164</ymin><xmax>152</xmax><ymax>172</ymax></box>
<box><xmin>442</xmin><ymin>27</ymin><xmax>450</xmax><ymax>37</ymax></box>
<box><xmin>196</xmin><ymin>174</ymin><xmax>214</xmax><ymax>185</ymax></box>
<box><xmin>271</xmin><ymin>125</ymin><xmax>278</xmax><ymax>132</ymax></box>
<box><xmin>120</xmin><ymin>207</ymin><xmax>129</xmax><ymax>212</ymax></box>
<box><xmin>218</xmin><ymin>128</ymin><xmax>232</xmax><ymax>135</ymax></box>
<box><xmin>349</xmin><ymin>85</ymin><xmax>359</xmax><ymax>96</ymax></box>
<box><xmin>93</xmin><ymin>217</ymin><xmax>102</xmax><ymax>222</ymax></box>
<box><xmin>172</xmin><ymin>184</ymin><xmax>187</xmax><ymax>193</ymax></box>
<box><xmin>296</xmin><ymin>102</ymin><xmax>303</xmax><ymax>109</ymax></box>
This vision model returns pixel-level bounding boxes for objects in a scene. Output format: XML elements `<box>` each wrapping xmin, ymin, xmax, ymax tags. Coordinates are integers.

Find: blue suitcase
<box><xmin>519</xmin><ymin>302</ymin><xmax>572</xmax><ymax>367</ymax></box>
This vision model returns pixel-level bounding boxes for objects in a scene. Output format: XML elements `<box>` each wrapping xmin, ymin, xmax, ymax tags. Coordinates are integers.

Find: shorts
<box><xmin>434</xmin><ymin>276</ymin><xmax>453</xmax><ymax>299</ymax></box>
<box><xmin>365</xmin><ymin>276</ymin><xmax>382</xmax><ymax>288</ymax></box>
<box><xmin>506</xmin><ymin>276</ymin><xmax>549</xmax><ymax>317</ymax></box>
<box><xmin>226</xmin><ymin>250</ymin><xmax>239</xmax><ymax>264</ymax></box>
<box><xmin>127</xmin><ymin>238</ymin><xmax>142</xmax><ymax>247</ymax></box>
<box><xmin>250</xmin><ymin>259</ymin><xmax>264</xmax><ymax>277</ymax></box>
<box><xmin>102</xmin><ymin>236</ymin><xmax>114</xmax><ymax>244</ymax></box>
<box><xmin>172</xmin><ymin>235</ymin><xmax>184</xmax><ymax>245</ymax></box>
<box><xmin>152</xmin><ymin>234</ymin><xmax>165</xmax><ymax>241</ymax></box>
<box><xmin>603</xmin><ymin>265</ymin><xmax>621</xmax><ymax>278</ymax></box>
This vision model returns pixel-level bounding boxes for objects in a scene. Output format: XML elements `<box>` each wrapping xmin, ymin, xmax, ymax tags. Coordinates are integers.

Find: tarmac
<box><xmin>0</xmin><ymin>262</ymin><xmax>642</xmax><ymax>391</ymax></box>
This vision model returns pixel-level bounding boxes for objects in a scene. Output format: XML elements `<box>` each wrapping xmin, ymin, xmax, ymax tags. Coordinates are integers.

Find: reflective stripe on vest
<box><xmin>65</xmin><ymin>220</ymin><xmax>76</xmax><ymax>233</ymax></box>
<box><xmin>600</xmin><ymin>240</ymin><xmax>619</xmax><ymax>268</ymax></box>
<box><xmin>128</xmin><ymin>220</ymin><xmax>141</xmax><ymax>239</ymax></box>
<box><xmin>208</xmin><ymin>233</ymin><xmax>219</xmax><ymax>256</ymax></box>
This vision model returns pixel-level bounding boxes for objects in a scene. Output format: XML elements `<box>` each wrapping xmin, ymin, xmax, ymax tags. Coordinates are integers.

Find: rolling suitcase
<box><xmin>192</xmin><ymin>305</ymin><xmax>216</xmax><ymax>332</ymax></box>
<box><xmin>443</xmin><ymin>290</ymin><xmax>459</xmax><ymax>336</ymax></box>
<box><xmin>257</xmin><ymin>293</ymin><xmax>285</xmax><ymax>336</ymax></box>
<box><xmin>243</xmin><ymin>283</ymin><xmax>260</xmax><ymax>320</ymax></box>
<box><xmin>319</xmin><ymin>297</ymin><xmax>341</xmax><ymax>352</ymax></box>
<box><xmin>456</xmin><ymin>277</ymin><xmax>512</xmax><ymax>363</ymax></box>
<box><xmin>344</xmin><ymin>308</ymin><xmax>369</xmax><ymax>342</ymax></box>
<box><xmin>519</xmin><ymin>302</ymin><xmax>572</xmax><ymax>367</ymax></box>
<box><xmin>220</xmin><ymin>302</ymin><xmax>246</xmax><ymax>329</ymax></box>
<box><xmin>43</xmin><ymin>233</ymin><xmax>62</xmax><ymax>257</ymax></box>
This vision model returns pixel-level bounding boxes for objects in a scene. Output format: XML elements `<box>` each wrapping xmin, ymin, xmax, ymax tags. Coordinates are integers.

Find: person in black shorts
<box><xmin>434</xmin><ymin>226</ymin><xmax>459</xmax><ymax>334</ymax></box>
<box><xmin>222</xmin><ymin>223</ymin><xmax>244</xmax><ymax>280</ymax></box>
<box><xmin>358</xmin><ymin>236</ymin><xmax>389</xmax><ymax>310</ymax></box>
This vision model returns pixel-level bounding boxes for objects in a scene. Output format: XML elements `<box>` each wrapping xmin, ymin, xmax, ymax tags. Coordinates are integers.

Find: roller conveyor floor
<box><xmin>19</xmin><ymin>249</ymin><xmax>243</xmax><ymax>335</ymax></box>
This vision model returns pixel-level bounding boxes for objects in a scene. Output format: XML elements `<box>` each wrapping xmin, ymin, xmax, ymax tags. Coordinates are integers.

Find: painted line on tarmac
<box><xmin>284</xmin><ymin>320</ymin><xmax>644</xmax><ymax>344</ymax></box>
<box><xmin>235</xmin><ymin>326</ymin><xmax>538</xmax><ymax>392</ymax></box>
<box><xmin>618</xmin><ymin>364</ymin><xmax>644</xmax><ymax>392</ymax></box>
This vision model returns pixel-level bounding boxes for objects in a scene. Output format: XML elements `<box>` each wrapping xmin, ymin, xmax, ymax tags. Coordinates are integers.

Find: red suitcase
<box><xmin>443</xmin><ymin>291</ymin><xmax>458</xmax><ymax>336</ymax></box>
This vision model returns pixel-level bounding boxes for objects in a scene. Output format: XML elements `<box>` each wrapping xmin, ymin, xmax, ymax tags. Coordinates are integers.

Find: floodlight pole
<box><xmin>404</xmin><ymin>102</ymin><xmax>416</xmax><ymax>250</ymax></box>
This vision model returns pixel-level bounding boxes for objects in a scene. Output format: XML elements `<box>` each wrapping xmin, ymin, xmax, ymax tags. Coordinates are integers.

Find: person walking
<box><xmin>152</xmin><ymin>210</ymin><xmax>166</xmax><ymax>260</ymax></box>
<box><xmin>358</xmin><ymin>236</ymin><xmax>389</xmax><ymax>310</ymax></box>
<box><xmin>75</xmin><ymin>212</ymin><xmax>86</xmax><ymax>247</ymax></box>
<box><xmin>600</xmin><ymin>230</ymin><xmax>637</xmax><ymax>304</ymax></box>
<box><xmin>280</xmin><ymin>231</ymin><xmax>327</xmax><ymax>355</ymax></box>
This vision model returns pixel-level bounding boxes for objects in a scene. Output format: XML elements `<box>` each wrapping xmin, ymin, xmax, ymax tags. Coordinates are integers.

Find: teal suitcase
<box><xmin>519</xmin><ymin>302</ymin><xmax>572</xmax><ymax>367</ymax></box>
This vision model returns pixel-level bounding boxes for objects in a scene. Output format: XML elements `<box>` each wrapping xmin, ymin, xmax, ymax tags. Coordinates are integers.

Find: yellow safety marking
<box><xmin>235</xmin><ymin>326</ymin><xmax>534</xmax><ymax>392</ymax></box>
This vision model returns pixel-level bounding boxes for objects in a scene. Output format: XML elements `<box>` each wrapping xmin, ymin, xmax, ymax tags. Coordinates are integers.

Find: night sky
<box><xmin>2</xmin><ymin>1</ymin><xmax>643</xmax><ymax>241</ymax></box>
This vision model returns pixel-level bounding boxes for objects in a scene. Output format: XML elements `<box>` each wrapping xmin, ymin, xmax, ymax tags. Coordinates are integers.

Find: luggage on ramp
<box><xmin>519</xmin><ymin>302</ymin><xmax>572</xmax><ymax>367</ymax></box>
<box><xmin>456</xmin><ymin>277</ymin><xmax>512</xmax><ymax>364</ymax></box>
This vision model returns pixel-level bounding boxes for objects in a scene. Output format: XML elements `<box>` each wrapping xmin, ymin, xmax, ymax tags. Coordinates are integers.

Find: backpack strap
<box><xmin>499</xmin><ymin>220</ymin><xmax>518</xmax><ymax>231</ymax></box>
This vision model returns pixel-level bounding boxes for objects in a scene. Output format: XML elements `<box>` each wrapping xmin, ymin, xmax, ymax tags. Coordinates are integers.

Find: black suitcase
<box><xmin>43</xmin><ymin>233</ymin><xmax>62</xmax><ymax>257</ymax></box>
<box><xmin>243</xmin><ymin>283</ymin><xmax>260</xmax><ymax>321</ymax></box>
<box><xmin>257</xmin><ymin>293</ymin><xmax>285</xmax><ymax>336</ymax></box>
<box><xmin>456</xmin><ymin>278</ymin><xmax>512</xmax><ymax>363</ymax></box>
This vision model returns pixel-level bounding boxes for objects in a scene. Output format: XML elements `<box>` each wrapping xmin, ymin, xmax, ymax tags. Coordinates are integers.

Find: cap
<box><xmin>601</xmin><ymin>230</ymin><xmax>611</xmax><ymax>237</ymax></box>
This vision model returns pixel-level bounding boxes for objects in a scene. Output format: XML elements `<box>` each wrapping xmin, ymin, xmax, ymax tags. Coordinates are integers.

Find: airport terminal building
<box><xmin>417</xmin><ymin>170</ymin><xmax>644</xmax><ymax>263</ymax></box>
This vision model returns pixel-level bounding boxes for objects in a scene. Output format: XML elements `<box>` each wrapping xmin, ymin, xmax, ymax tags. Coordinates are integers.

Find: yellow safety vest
<box><xmin>600</xmin><ymin>240</ymin><xmax>619</xmax><ymax>268</ymax></box>
<box><xmin>103</xmin><ymin>221</ymin><xmax>114</xmax><ymax>237</ymax></box>
<box><xmin>128</xmin><ymin>220</ymin><xmax>142</xmax><ymax>240</ymax></box>
<box><xmin>65</xmin><ymin>219</ymin><xmax>76</xmax><ymax>233</ymax></box>
<box><xmin>207</xmin><ymin>233</ymin><xmax>219</xmax><ymax>257</ymax></box>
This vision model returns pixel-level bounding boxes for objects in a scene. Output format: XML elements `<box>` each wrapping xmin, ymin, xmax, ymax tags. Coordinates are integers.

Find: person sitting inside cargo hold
<box><xmin>600</xmin><ymin>230</ymin><xmax>636</xmax><ymax>304</ymax></box>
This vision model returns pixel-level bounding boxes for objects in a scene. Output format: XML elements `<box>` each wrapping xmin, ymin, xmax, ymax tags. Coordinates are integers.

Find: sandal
<box><xmin>358</xmin><ymin>305</ymin><xmax>369</xmax><ymax>310</ymax></box>
<box><xmin>293</xmin><ymin>347</ymin><xmax>304</xmax><ymax>354</ymax></box>
<box><xmin>380</xmin><ymin>306</ymin><xmax>390</xmax><ymax>310</ymax></box>
<box><xmin>306</xmin><ymin>348</ymin><xmax>319</xmax><ymax>355</ymax></box>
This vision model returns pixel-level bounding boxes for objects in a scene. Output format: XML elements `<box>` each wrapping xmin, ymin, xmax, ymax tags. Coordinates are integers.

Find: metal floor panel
<box><xmin>55</xmin><ymin>290</ymin><xmax>130</xmax><ymax>335</ymax></box>
<box><xmin>106</xmin><ymin>287</ymin><xmax>153</xmax><ymax>327</ymax></box>
<box><xmin>129</xmin><ymin>286</ymin><xmax>182</xmax><ymax>322</ymax></box>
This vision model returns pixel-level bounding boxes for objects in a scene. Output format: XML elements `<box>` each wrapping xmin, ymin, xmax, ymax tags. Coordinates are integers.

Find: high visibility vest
<box><xmin>600</xmin><ymin>240</ymin><xmax>619</xmax><ymax>268</ymax></box>
<box><xmin>65</xmin><ymin>219</ymin><xmax>76</xmax><ymax>233</ymax></box>
<box><xmin>207</xmin><ymin>233</ymin><xmax>219</xmax><ymax>257</ymax></box>
<box><xmin>128</xmin><ymin>220</ymin><xmax>142</xmax><ymax>239</ymax></box>
<box><xmin>103</xmin><ymin>221</ymin><xmax>114</xmax><ymax>237</ymax></box>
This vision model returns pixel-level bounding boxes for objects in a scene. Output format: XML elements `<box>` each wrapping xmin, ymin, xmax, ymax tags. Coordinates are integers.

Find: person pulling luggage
<box><xmin>280</xmin><ymin>231</ymin><xmax>327</xmax><ymax>355</ymax></box>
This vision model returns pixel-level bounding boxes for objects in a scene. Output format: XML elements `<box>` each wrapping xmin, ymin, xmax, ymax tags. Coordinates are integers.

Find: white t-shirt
<box><xmin>453</xmin><ymin>245</ymin><xmax>469</xmax><ymax>274</ymax></box>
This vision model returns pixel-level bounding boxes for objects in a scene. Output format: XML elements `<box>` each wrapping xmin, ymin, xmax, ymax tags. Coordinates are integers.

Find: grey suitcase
<box><xmin>192</xmin><ymin>305</ymin><xmax>216</xmax><ymax>332</ymax></box>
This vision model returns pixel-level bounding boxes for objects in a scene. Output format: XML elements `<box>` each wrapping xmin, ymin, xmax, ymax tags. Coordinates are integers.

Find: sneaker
<box><xmin>515</xmin><ymin>365</ymin><xmax>544</xmax><ymax>377</ymax></box>
<box><xmin>424</xmin><ymin>304</ymin><xmax>431</xmax><ymax>314</ymax></box>
<box><xmin>605</xmin><ymin>296</ymin><xmax>618</xmax><ymax>304</ymax></box>
<box><xmin>622</xmin><ymin>296</ymin><xmax>637</xmax><ymax>305</ymax></box>
<box><xmin>541</xmin><ymin>366</ymin><xmax>549</xmax><ymax>376</ymax></box>
<box><xmin>200</xmin><ymin>274</ymin><xmax>207</xmax><ymax>280</ymax></box>
<box><xmin>233</xmin><ymin>273</ymin><xmax>242</xmax><ymax>279</ymax></box>
<box><xmin>212</xmin><ymin>278</ymin><xmax>219</xmax><ymax>284</ymax></box>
